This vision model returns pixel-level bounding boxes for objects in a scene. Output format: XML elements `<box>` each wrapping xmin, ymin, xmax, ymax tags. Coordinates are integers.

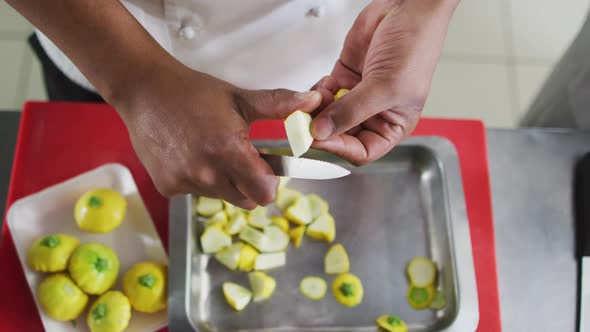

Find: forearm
<box><xmin>5</xmin><ymin>0</ymin><xmax>177</xmax><ymax>107</ymax></box>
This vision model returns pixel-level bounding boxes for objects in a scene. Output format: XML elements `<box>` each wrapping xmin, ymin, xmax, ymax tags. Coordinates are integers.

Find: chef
<box><xmin>6</xmin><ymin>0</ymin><xmax>459</xmax><ymax>209</ymax></box>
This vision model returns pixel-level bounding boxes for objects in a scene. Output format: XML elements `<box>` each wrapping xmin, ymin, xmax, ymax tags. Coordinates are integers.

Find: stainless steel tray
<box><xmin>168</xmin><ymin>137</ymin><xmax>478</xmax><ymax>331</ymax></box>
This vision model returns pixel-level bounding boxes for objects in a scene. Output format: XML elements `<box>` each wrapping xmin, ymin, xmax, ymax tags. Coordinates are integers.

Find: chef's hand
<box><xmin>116</xmin><ymin>62</ymin><xmax>321</xmax><ymax>209</ymax></box>
<box><xmin>310</xmin><ymin>0</ymin><xmax>458</xmax><ymax>165</ymax></box>
<box><xmin>6</xmin><ymin>0</ymin><xmax>324</xmax><ymax>209</ymax></box>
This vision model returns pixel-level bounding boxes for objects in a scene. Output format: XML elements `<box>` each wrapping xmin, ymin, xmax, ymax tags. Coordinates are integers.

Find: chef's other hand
<box><xmin>310</xmin><ymin>0</ymin><xmax>458</xmax><ymax>166</ymax></box>
<box><xmin>116</xmin><ymin>62</ymin><xmax>321</xmax><ymax>209</ymax></box>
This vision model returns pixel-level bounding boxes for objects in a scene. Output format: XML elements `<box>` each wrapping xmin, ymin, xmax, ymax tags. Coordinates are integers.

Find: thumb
<box><xmin>236</xmin><ymin>88</ymin><xmax>322</xmax><ymax>122</ymax></box>
<box><xmin>311</xmin><ymin>82</ymin><xmax>391</xmax><ymax>140</ymax></box>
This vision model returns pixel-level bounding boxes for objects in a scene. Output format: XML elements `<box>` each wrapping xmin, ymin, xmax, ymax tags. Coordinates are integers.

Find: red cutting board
<box><xmin>0</xmin><ymin>102</ymin><xmax>500</xmax><ymax>331</ymax></box>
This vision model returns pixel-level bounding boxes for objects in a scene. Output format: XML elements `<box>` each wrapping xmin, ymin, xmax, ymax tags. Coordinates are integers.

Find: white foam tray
<box><xmin>7</xmin><ymin>163</ymin><xmax>168</xmax><ymax>332</ymax></box>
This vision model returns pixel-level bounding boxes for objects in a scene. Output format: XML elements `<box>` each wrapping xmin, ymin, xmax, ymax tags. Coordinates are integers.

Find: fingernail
<box><xmin>312</xmin><ymin>117</ymin><xmax>333</xmax><ymax>140</ymax></box>
<box><xmin>295</xmin><ymin>91</ymin><xmax>321</xmax><ymax>102</ymax></box>
<box><xmin>240</xmin><ymin>200</ymin><xmax>257</xmax><ymax>210</ymax></box>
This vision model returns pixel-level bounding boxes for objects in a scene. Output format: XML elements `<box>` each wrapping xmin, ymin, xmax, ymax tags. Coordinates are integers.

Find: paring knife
<box><xmin>575</xmin><ymin>152</ymin><xmax>590</xmax><ymax>332</ymax></box>
<box><xmin>260</xmin><ymin>153</ymin><xmax>350</xmax><ymax>180</ymax></box>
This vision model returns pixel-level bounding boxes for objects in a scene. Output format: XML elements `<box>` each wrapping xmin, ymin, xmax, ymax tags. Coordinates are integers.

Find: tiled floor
<box><xmin>1</xmin><ymin>1</ymin><xmax>590</xmax><ymax>128</ymax></box>
<box><xmin>0</xmin><ymin>3</ymin><xmax>46</xmax><ymax>110</ymax></box>
<box><xmin>427</xmin><ymin>0</ymin><xmax>590</xmax><ymax>127</ymax></box>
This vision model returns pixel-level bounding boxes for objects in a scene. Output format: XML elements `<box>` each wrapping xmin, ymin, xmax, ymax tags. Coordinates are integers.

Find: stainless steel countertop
<box><xmin>488</xmin><ymin>128</ymin><xmax>590</xmax><ymax>331</ymax></box>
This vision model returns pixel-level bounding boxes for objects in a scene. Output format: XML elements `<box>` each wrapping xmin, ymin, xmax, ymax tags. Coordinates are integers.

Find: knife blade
<box><xmin>574</xmin><ymin>152</ymin><xmax>590</xmax><ymax>332</ymax></box>
<box><xmin>260</xmin><ymin>153</ymin><xmax>350</xmax><ymax>180</ymax></box>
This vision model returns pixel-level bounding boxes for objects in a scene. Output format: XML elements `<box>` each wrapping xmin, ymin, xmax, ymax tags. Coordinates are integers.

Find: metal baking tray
<box><xmin>168</xmin><ymin>137</ymin><xmax>479</xmax><ymax>331</ymax></box>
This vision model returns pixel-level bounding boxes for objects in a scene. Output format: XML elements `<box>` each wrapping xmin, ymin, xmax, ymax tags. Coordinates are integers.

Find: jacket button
<box><xmin>179</xmin><ymin>26</ymin><xmax>196</xmax><ymax>40</ymax></box>
<box><xmin>306</xmin><ymin>6</ymin><xmax>326</xmax><ymax>18</ymax></box>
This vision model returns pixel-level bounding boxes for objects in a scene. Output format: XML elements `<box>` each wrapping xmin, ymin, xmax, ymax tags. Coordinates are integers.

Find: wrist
<box><xmin>422</xmin><ymin>0</ymin><xmax>460</xmax><ymax>18</ymax></box>
<box><xmin>105</xmin><ymin>52</ymin><xmax>181</xmax><ymax>118</ymax></box>
<box><xmin>400</xmin><ymin>0</ymin><xmax>458</xmax><ymax>31</ymax></box>
<box><xmin>376</xmin><ymin>0</ymin><xmax>458</xmax><ymax>25</ymax></box>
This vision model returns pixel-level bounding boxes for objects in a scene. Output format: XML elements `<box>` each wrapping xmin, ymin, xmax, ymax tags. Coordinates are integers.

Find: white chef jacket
<box><xmin>36</xmin><ymin>0</ymin><xmax>370</xmax><ymax>93</ymax></box>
